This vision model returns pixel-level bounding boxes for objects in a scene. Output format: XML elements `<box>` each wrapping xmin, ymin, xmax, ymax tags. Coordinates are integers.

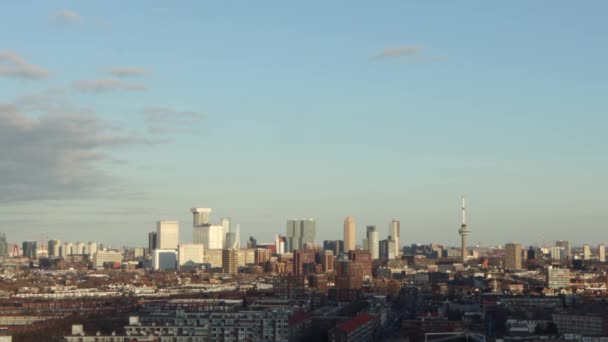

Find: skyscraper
<box><xmin>388</xmin><ymin>220</ymin><xmax>400</xmax><ymax>257</ymax></box>
<box><xmin>556</xmin><ymin>240</ymin><xmax>571</xmax><ymax>259</ymax></box>
<box><xmin>191</xmin><ymin>208</ymin><xmax>212</xmax><ymax>226</ymax></box>
<box><xmin>222</xmin><ymin>249</ymin><xmax>239</xmax><ymax>274</ymax></box>
<box><xmin>458</xmin><ymin>196</ymin><xmax>470</xmax><ymax>263</ymax></box>
<box><xmin>0</xmin><ymin>234</ymin><xmax>8</xmax><ymax>257</ymax></box>
<box><xmin>220</xmin><ymin>217</ymin><xmax>231</xmax><ymax>232</ymax></box>
<box><xmin>193</xmin><ymin>224</ymin><xmax>225</xmax><ymax>250</ymax></box>
<box><xmin>599</xmin><ymin>244</ymin><xmax>606</xmax><ymax>262</ymax></box>
<box><xmin>301</xmin><ymin>219</ymin><xmax>316</xmax><ymax>245</ymax></box>
<box><xmin>505</xmin><ymin>243</ymin><xmax>522</xmax><ymax>270</ymax></box>
<box><xmin>366</xmin><ymin>226</ymin><xmax>379</xmax><ymax>260</ymax></box>
<box><xmin>48</xmin><ymin>239</ymin><xmax>61</xmax><ymax>257</ymax></box>
<box><xmin>87</xmin><ymin>242</ymin><xmax>98</xmax><ymax>256</ymax></box>
<box><xmin>157</xmin><ymin>221</ymin><xmax>179</xmax><ymax>250</ymax></box>
<box><xmin>583</xmin><ymin>244</ymin><xmax>591</xmax><ymax>260</ymax></box>
<box><xmin>343</xmin><ymin>216</ymin><xmax>356</xmax><ymax>252</ymax></box>
<box><xmin>148</xmin><ymin>232</ymin><xmax>158</xmax><ymax>253</ymax></box>
<box><xmin>22</xmin><ymin>241</ymin><xmax>37</xmax><ymax>259</ymax></box>
<box><xmin>286</xmin><ymin>219</ymin><xmax>316</xmax><ymax>252</ymax></box>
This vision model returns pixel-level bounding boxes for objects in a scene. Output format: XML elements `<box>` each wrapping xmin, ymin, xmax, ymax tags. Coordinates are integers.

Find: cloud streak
<box><xmin>106</xmin><ymin>67</ymin><xmax>150</xmax><ymax>78</ymax></box>
<box><xmin>72</xmin><ymin>78</ymin><xmax>148</xmax><ymax>93</ymax></box>
<box><xmin>51</xmin><ymin>9</ymin><xmax>81</xmax><ymax>24</ymax></box>
<box><xmin>142</xmin><ymin>106</ymin><xmax>204</xmax><ymax>134</ymax></box>
<box><xmin>0</xmin><ymin>51</ymin><xmax>50</xmax><ymax>79</ymax></box>
<box><xmin>370</xmin><ymin>46</ymin><xmax>424</xmax><ymax>61</ymax></box>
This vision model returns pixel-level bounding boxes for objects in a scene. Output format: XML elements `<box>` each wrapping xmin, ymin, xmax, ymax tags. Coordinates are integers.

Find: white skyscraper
<box><xmin>599</xmin><ymin>244</ymin><xmax>605</xmax><ymax>262</ymax></box>
<box><xmin>583</xmin><ymin>244</ymin><xmax>591</xmax><ymax>260</ymax></box>
<box><xmin>194</xmin><ymin>224</ymin><xmax>225</xmax><ymax>250</ymax></box>
<box><xmin>157</xmin><ymin>221</ymin><xmax>179</xmax><ymax>250</ymax></box>
<box><xmin>366</xmin><ymin>226</ymin><xmax>379</xmax><ymax>260</ymax></box>
<box><xmin>86</xmin><ymin>242</ymin><xmax>98</xmax><ymax>256</ymax></box>
<box><xmin>221</xmin><ymin>217</ymin><xmax>231</xmax><ymax>232</ymax></box>
<box><xmin>191</xmin><ymin>208</ymin><xmax>212</xmax><ymax>226</ymax></box>
<box><xmin>389</xmin><ymin>220</ymin><xmax>400</xmax><ymax>257</ymax></box>
<box><xmin>75</xmin><ymin>242</ymin><xmax>85</xmax><ymax>254</ymax></box>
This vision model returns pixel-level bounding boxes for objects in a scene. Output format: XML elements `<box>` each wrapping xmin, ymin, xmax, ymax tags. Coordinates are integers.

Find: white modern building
<box><xmin>389</xmin><ymin>220</ymin><xmax>400</xmax><ymax>257</ymax></box>
<box><xmin>153</xmin><ymin>249</ymin><xmax>177</xmax><ymax>270</ymax></box>
<box><xmin>86</xmin><ymin>241</ymin><xmax>98</xmax><ymax>255</ymax></box>
<box><xmin>366</xmin><ymin>226</ymin><xmax>379</xmax><ymax>260</ymax></box>
<box><xmin>194</xmin><ymin>224</ymin><xmax>225</xmax><ymax>250</ymax></box>
<box><xmin>191</xmin><ymin>207</ymin><xmax>212</xmax><ymax>226</ymax></box>
<box><xmin>93</xmin><ymin>250</ymin><xmax>123</xmax><ymax>269</ymax></box>
<box><xmin>157</xmin><ymin>220</ymin><xmax>179</xmax><ymax>250</ymax></box>
<box><xmin>178</xmin><ymin>244</ymin><xmax>204</xmax><ymax>267</ymax></box>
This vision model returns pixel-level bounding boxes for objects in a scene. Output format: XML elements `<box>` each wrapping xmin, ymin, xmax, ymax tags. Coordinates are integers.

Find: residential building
<box><xmin>547</xmin><ymin>267</ymin><xmax>570</xmax><ymax>290</ymax></box>
<box><xmin>178</xmin><ymin>244</ymin><xmax>204</xmax><ymax>268</ymax></box>
<box><xmin>93</xmin><ymin>250</ymin><xmax>123</xmax><ymax>269</ymax></box>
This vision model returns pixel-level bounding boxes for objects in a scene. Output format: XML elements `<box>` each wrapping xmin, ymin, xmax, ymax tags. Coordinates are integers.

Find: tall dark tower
<box><xmin>458</xmin><ymin>196</ymin><xmax>470</xmax><ymax>263</ymax></box>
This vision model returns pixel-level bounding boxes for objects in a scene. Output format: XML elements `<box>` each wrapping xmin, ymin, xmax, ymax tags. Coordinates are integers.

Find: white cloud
<box><xmin>0</xmin><ymin>51</ymin><xmax>49</xmax><ymax>79</ymax></box>
<box><xmin>142</xmin><ymin>106</ymin><xmax>204</xmax><ymax>134</ymax></box>
<box><xmin>72</xmin><ymin>78</ymin><xmax>148</xmax><ymax>93</ymax></box>
<box><xmin>51</xmin><ymin>9</ymin><xmax>81</xmax><ymax>24</ymax></box>
<box><xmin>0</xmin><ymin>98</ymin><xmax>139</xmax><ymax>202</ymax></box>
<box><xmin>106</xmin><ymin>67</ymin><xmax>150</xmax><ymax>78</ymax></box>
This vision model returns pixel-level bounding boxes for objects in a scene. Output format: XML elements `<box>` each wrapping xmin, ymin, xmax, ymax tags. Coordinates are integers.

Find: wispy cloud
<box><xmin>106</xmin><ymin>67</ymin><xmax>150</xmax><ymax>78</ymax></box>
<box><xmin>0</xmin><ymin>96</ymin><xmax>140</xmax><ymax>202</ymax></box>
<box><xmin>141</xmin><ymin>106</ymin><xmax>204</xmax><ymax>134</ymax></box>
<box><xmin>51</xmin><ymin>9</ymin><xmax>81</xmax><ymax>24</ymax></box>
<box><xmin>0</xmin><ymin>51</ymin><xmax>49</xmax><ymax>79</ymax></box>
<box><xmin>72</xmin><ymin>78</ymin><xmax>148</xmax><ymax>93</ymax></box>
<box><xmin>370</xmin><ymin>46</ymin><xmax>424</xmax><ymax>61</ymax></box>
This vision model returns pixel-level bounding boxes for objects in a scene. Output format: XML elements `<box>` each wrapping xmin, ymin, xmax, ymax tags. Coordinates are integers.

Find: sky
<box><xmin>0</xmin><ymin>1</ymin><xmax>607</xmax><ymax>248</ymax></box>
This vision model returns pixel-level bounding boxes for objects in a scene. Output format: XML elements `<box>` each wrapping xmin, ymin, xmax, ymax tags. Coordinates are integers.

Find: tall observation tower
<box><xmin>458</xmin><ymin>196</ymin><xmax>470</xmax><ymax>263</ymax></box>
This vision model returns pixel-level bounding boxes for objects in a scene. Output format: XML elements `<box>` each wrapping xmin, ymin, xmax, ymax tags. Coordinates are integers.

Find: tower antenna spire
<box><xmin>458</xmin><ymin>195</ymin><xmax>470</xmax><ymax>263</ymax></box>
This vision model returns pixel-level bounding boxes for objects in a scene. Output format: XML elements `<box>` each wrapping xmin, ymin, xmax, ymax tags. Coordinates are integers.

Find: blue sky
<box><xmin>0</xmin><ymin>1</ymin><xmax>606</xmax><ymax>247</ymax></box>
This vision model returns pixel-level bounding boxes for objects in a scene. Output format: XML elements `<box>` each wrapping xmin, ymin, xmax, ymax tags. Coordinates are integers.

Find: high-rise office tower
<box><xmin>75</xmin><ymin>242</ymin><xmax>85</xmax><ymax>255</ymax></box>
<box><xmin>48</xmin><ymin>239</ymin><xmax>61</xmax><ymax>257</ymax></box>
<box><xmin>458</xmin><ymin>196</ymin><xmax>470</xmax><ymax>263</ymax></box>
<box><xmin>301</xmin><ymin>219</ymin><xmax>315</xmax><ymax>245</ymax></box>
<box><xmin>0</xmin><ymin>234</ymin><xmax>8</xmax><ymax>257</ymax></box>
<box><xmin>22</xmin><ymin>241</ymin><xmax>37</xmax><ymax>259</ymax></box>
<box><xmin>599</xmin><ymin>244</ymin><xmax>606</xmax><ymax>262</ymax></box>
<box><xmin>379</xmin><ymin>236</ymin><xmax>396</xmax><ymax>260</ymax></box>
<box><xmin>152</xmin><ymin>249</ymin><xmax>177</xmax><ymax>270</ymax></box>
<box><xmin>343</xmin><ymin>216</ymin><xmax>356</xmax><ymax>252</ymax></box>
<box><xmin>195</xmin><ymin>224</ymin><xmax>225</xmax><ymax>250</ymax></box>
<box><xmin>222</xmin><ymin>249</ymin><xmax>239</xmax><ymax>274</ymax></box>
<box><xmin>286</xmin><ymin>219</ymin><xmax>316</xmax><ymax>252</ymax></box>
<box><xmin>156</xmin><ymin>221</ymin><xmax>179</xmax><ymax>250</ymax></box>
<box><xmin>366</xmin><ymin>226</ymin><xmax>379</xmax><ymax>260</ymax></box>
<box><xmin>221</xmin><ymin>217</ymin><xmax>231</xmax><ymax>232</ymax></box>
<box><xmin>286</xmin><ymin>219</ymin><xmax>300</xmax><ymax>252</ymax></box>
<box><xmin>505</xmin><ymin>243</ymin><xmax>522</xmax><ymax>270</ymax></box>
<box><xmin>583</xmin><ymin>244</ymin><xmax>591</xmax><ymax>260</ymax></box>
<box><xmin>555</xmin><ymin>240</ymin><xmax>571</xmax><ymax>259</ymax></box>
<box><xmin>61</xmin><ymin>242</ymin><xmax>73</xmax><ymax>257</ymax></box>
<box><xmin>191</xmin><ymin>208</ymin><xmax>212</xmax><ymax>226</ymax></box>
<box><xmin>148</xmin><ymin>232</ymin><xmax>158</xmax><ymax>253</ymax></box>
<box><xmin>388</xmin><ymin>220</ymin><xmax>400</xmax><ymax>257</ymax></box>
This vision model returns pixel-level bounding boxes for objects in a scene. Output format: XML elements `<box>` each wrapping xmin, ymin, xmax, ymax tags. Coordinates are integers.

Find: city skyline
<box><xmin>1</xmin><ymin>1</ymin><xmax>608</xmax><ymax>246</ymax></box>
